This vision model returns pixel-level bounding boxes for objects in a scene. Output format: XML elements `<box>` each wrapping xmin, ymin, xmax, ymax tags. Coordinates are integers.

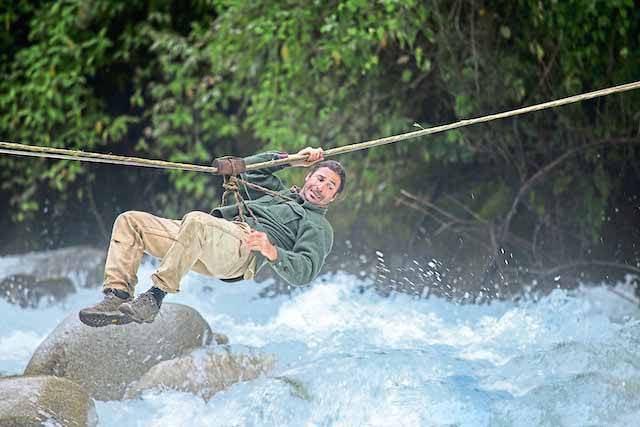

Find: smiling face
<box><xmin>300</xmin><ymin>166</ymin><xmax>342</xmax><ymax>207</ymax></box>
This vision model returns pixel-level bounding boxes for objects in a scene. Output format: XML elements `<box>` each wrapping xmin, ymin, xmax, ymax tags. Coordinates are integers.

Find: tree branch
<box><xmin>501</xmin><ymin>137</ymin><xmax>639</xmax><ymax>241</ymax></box>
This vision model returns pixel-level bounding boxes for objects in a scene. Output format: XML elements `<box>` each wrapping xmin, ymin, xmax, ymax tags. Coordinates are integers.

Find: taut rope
<box><xmin>1</xmin><ymin>80</ymin><xmax>639</xmax><ymax>171</ymax></box>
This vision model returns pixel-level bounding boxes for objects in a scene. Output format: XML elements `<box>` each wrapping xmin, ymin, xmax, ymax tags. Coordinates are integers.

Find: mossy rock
<box><xmin>125</xmin><ymin>345</ymin><xmax>275</xmax><ymax>400</ymax></box>
<box><xmin>24</xmin><ymin>303</ymin><xmax>214</xmax><ymax>400</ymax></box>
<box><xmin>0</xmin><ymin>375</ymin><xmax>96</xmax><ymax>426</ymax></box>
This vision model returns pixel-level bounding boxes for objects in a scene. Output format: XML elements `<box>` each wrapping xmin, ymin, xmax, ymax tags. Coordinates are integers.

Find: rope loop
<box><xmin>221</xmin><ymin>176</ymin><xmax>240</xmax><ymax>218</ymax></box>
<box><xmin>220</xmin><ymin>175</ymin><xmax>262</xmax><ymax>225</ymax></box>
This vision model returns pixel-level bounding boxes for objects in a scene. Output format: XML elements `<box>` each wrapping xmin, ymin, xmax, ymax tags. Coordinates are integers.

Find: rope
<box><xmin>1</xmin><ymin>80</ymin><xmax>639</xmax><ymax>171</ymax></box>
<box><xmin>250</xmin><ymin>80</ymin><xmax>640</xmax><ymax>170</ymax></box>
<box><xmin>212</xmin><ymin>174</ymin><xmax>301</xmax><ymax>241</ymax></box>
<box><xmin>236</xmin><ymin>177</ymin><xmax>297</xmax><ymax>203</ymax></box>
<box><xmin>0</xmin><ymin>143</ymin><xmax>218</xmax><ymax>173</ymax></box>
<box><xmin>221</xmin><ymin>176</ymin><xmax>255</xmax><ymax>223</ymax></box>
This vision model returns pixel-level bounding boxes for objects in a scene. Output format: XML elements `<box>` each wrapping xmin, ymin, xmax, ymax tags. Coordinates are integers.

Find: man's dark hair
<box><xmin>309</xmin><ymin>160</ymin><xmax>347</xmax><ymax>193</ymax></box>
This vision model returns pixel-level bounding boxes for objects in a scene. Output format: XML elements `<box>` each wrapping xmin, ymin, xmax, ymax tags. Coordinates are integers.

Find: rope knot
<box><xmin>222</xmin><ymin>175</ymin><xmax>240</xmax><ymax>192</ymax></box>
<box><xmin>220</xmin><ymin>175</ymin><xmax>252</xmax><ymax>223</ymax></box>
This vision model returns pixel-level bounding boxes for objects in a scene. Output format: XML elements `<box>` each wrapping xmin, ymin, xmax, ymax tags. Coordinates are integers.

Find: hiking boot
<box><xmin>79</xmin><ymin>289</ymin><xmax>133</xmax><ymax>327</ymax></box>
<box><xmin>118</xmin><ymin>289</ymin><xmax>161</xmax><ymax>324</ymax></box>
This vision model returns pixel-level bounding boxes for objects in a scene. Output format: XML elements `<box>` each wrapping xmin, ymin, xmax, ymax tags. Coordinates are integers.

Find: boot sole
<box><xmin>79</xmin><ymin>309</ymin><xmax>133</xmax><ymax>328</ymax></box>
<box><xmin>118</xmin><ymin>303</ymin><xmax>156</xmax><ymax>324</ymax></box>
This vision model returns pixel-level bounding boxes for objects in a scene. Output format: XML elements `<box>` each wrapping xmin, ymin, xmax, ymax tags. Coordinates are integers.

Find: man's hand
<box><xmin>245</xmin><ymin>230</ymin><xmax>278</xmax><ymax>262</ymax></box>
<box><xmin>290</xmin><ymin>147</ymin><xmax>325</xmax><ymax>167</ymax></box>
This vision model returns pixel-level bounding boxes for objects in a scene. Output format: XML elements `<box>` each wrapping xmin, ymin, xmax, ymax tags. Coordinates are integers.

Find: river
<box><xmin>1</xmin><ymin>258</ymin><xmax>639</xmax><ymax>426</ymax></box>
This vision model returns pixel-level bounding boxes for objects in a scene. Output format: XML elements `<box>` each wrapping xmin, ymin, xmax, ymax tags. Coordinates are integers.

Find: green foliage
<box><xmin>0</xmin><ymin>0</ymin><xmax>638</xmax><ymax>262</ymax></box>
<box><xmin>0</xmin><ymin>1</ymin><xmax>114</xmax><ymax>219</ymax></box>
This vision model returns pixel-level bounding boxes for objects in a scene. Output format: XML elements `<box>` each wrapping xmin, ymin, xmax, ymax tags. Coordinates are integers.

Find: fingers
<box><xmin>309</xmin><ymin>147</ymin><xmax>324</xmax><ymax>162</ymax></box>
<box><xmin>245</xmin><ymin>230</ymin><xmax>277</xmax><ymax>261</ymax></box>
<box><xmin>247</xmin><ymin>230</ymin><xmax>266</xmax><ymax>240</ymax></box>
<box><xmin>245</xmin><ymin>231</ymin><xmax>268</xmax><ymax>250</ymax></box>
<box><xmin>291</xmin><ymin>147</ymin><xmax>325</xmax><ymax>167</ymax></box>
<box><xmin>300</xmin><ymin>147</ymin><xmax>324</xmax><ymax>163</ymax></box>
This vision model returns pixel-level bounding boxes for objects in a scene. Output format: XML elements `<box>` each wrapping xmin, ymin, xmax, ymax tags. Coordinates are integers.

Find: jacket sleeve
<box><xmin>268</xmin><ymin>219</ymin><xmax>333</xmax><ymax>286</ymax></box>
<box><xmin>240</xmin><ymin>152</ymin><xmax>289</xmax><ymax>199</ymax></box>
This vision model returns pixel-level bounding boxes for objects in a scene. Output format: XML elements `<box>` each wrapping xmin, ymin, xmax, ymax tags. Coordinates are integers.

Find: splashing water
<box><xmin>1</xmin><ymin>258</ymin><xmax>640</xmax><ymax>426</ymax></box>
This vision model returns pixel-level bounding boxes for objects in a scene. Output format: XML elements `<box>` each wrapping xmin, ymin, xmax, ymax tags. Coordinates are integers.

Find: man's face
<box><xmin>301</xmin><ymin>167</ymin><xmax>341</xmax><ymax>207</ymax></box>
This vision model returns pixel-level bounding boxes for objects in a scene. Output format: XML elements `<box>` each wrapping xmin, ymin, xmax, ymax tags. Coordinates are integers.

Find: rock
<box><xmin>0</xmin><ymin>245</ymin><xmax>105</xmax><ymax>289</ymax></box>
<box><xmin>212</xmin><ymin>332</ymin><xmax>229</xmax><ymax>345</ymax></box>
<box><xmin>24</xmin><ymin>303</ymin><xmax>214</xmax><ymax>401</ymax></box>
<box><xmin>124</xmin><ymin>345</ymin><xmax>275</xmax><ymax>401</ymax></box>
<box><xmin>0</xmin><ymin>375</ymin><xmax>96</xmax><ymax>426</ymax></box>
<box><xmin>273</xmin><ymin>376</ymin><xmax>313</xmax><ymax>401</ymax></box>
<box><xmin>0</xmin><ymin>274</ymin><xmax>75</xmax><ymax>308</ymax></box>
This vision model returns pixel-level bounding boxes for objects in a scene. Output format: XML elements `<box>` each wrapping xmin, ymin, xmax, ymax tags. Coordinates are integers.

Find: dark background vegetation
<box><xmin>1</xmin><ymin>0</ymin><xmax>639</xmax><ymax>298</ymax></box>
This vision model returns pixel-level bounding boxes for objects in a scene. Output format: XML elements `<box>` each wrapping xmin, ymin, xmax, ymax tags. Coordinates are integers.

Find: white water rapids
<box><xmin>1</xmin><ymin>258</ymin><xmax>640</xmax><ymax>426</ymax></box>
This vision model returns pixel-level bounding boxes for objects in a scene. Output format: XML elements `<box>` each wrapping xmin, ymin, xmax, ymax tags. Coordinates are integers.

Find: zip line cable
<box><xmin>1</xmin><ymin>80</ymin><xmax>639</xmax><ymax>172</ymax></box>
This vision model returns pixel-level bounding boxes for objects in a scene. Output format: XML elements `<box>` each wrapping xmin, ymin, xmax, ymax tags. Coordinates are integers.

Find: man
<box><xmin>79</xmin><ymin>147</ymin><xmax>346</xmax><ymax>327</ymax></box>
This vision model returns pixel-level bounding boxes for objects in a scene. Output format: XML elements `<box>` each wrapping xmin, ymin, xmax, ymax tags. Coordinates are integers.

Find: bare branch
<box><xmin>444</xmin><ymin>194</ymin><xmax>486</xmax><ymax>223</ymax></box>
<box><xmin>400</xmin><ymin>190</ymin><xmax>466</xmax><ymax>224</ymax></box>
<box><xmin>501</xmin><ymin>137</ymin><xmax>639</xmax><ymax>241</ymax></box>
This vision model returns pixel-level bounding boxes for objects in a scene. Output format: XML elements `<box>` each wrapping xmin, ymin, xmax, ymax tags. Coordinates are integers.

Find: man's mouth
<box><xmin>307</xmin><ymin>189</ymin><xmax>321</xmax><ymax>201</ymax></box>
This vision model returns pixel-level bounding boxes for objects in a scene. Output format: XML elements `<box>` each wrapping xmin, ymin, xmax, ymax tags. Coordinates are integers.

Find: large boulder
<box><xmin>0</xmin><ymin>246</ymin><xmax>105</xmax><ymax>289</ymax></box>
<box><xmin>125</xmin><ymin>345</ymin><xmax>275</xmax><ymax>401</ymax></box>
<box><xmin>24</xmin><ymin>303</ymin><xmax>214</xmax><ymax>401</ymax></box>
<box><xmin>0</xmin><ymin>274</ymin><xmax>75</xmax><ymax>308</ymax></box>
<box><xmin>0</xmin><ymin>375</ymin><xmax>96</xmax><ymax>426</ymax></box>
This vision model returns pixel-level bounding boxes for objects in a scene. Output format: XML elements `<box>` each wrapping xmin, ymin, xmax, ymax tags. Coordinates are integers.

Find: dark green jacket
<box><xmin>212</xmin><ymin>152</ymin><xmax>333</xmax><ymax>286</ymax></box>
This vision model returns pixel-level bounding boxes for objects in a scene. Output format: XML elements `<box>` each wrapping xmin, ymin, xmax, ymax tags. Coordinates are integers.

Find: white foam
<box><xmin>1</xmin><ymin>257</ymin><xmax>639</xmax><ymax>426</ymax></box>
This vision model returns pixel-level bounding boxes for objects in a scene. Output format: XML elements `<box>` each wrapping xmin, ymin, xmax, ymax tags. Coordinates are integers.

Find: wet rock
<box><xmin>0</xmin><ymin>274</ymin><xmax>75</xmax><ymax>308</ymax></box>
<box><xmin>0</xmin><ymin>375</ymin><xmax>96</xmax><ymax>426</ymax></box>
<box><xmin>273</xmin><ymin>376</ymin><xmax>313</xmax><ymax>401</ymax></box>
<box><xmin>212</xmin><ymin>332</ymin><xmax>230</xmax><ymax>345</ymax></box>
<box><xmin>24</xmin><ymin>303</ymin><xmax>214</xmax><ymax>401</ymax></box>
<box><xmin>0</xmin><ymin>245</ymin><xmax>105</xmax><ymax>289</ymax></box>
<box><xmin>124</xmin><ymin>345</ymin><xmax>275</xmax><ymax>401</ymax></box>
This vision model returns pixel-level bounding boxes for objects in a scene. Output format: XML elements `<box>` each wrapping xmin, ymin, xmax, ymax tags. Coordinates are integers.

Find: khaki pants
<box><xmin>103</xmin><ymin>211</ymin><xmax>256</xmax><ymax>295</ymax></box>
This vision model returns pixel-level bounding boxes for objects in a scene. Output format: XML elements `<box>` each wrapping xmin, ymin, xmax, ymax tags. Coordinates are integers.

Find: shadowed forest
<box><xmin>1</xmin><ymin>0</ymin><xmax>639</xmax><ymax>298</ymax></box>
